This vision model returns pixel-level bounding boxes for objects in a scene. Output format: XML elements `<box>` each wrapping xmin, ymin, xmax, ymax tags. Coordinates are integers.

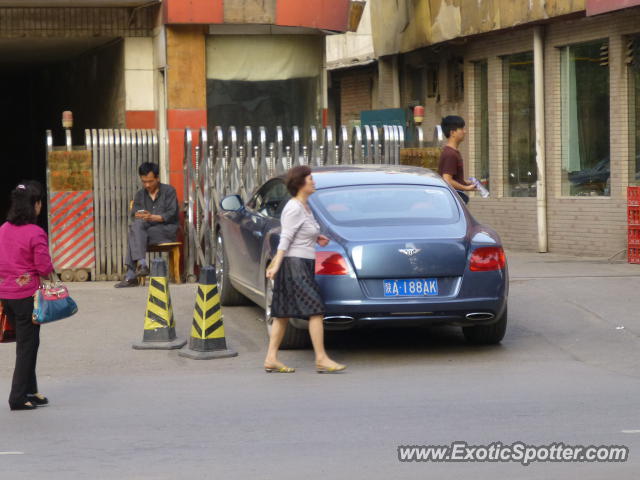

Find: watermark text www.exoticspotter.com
<box><xmin>397</xmin><ymin>442</ymin><xmax>629</xmax><ymax>466</ymax></box>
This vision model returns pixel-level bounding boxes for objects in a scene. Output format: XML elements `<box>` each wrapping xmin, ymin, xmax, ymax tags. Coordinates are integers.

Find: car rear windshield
<box><xmin>313</xmin><ymin>185</ymin><xmax>460</xmax><ymax>226</ymax></box>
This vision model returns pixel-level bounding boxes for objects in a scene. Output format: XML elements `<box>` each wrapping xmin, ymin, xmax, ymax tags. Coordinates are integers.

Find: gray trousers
<box><xmin>125</xmin><ymin>219</ymin><xmax>178</xmax><ymax>270</ymax></box>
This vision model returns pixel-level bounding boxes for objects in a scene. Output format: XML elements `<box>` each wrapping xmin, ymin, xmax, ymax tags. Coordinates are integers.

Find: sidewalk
<box><xmin>505</xmin><ymin>250</ymin><xmax>640</xmax><ymax>279</ymax></box>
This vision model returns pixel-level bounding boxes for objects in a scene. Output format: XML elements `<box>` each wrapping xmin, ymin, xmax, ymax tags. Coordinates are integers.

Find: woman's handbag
<box><xmin>32</xmin><ymin>274</ymin><xmax>78</xmax><ymax>325</ymax></box>
<box><xmin>0</xmin><ymin>302</ymin><xmax>16</xmax><ymax>343</ymax></box>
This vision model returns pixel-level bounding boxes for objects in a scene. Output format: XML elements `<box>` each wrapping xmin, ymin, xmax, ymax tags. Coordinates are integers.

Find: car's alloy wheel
<box><xmin>264</xmin><ymin>274</ymin><xmax>310</xmax><ymax>349</ymax></box>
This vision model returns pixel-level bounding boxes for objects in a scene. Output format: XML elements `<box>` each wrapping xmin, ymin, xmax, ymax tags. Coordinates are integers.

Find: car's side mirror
<box><xmin>220</xmin><ymin>195</ymin><xmax>244</xmax><ymax>212</ymax></box>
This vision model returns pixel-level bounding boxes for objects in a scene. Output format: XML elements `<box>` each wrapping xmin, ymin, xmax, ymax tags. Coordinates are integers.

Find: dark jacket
<box><xmin>132</xmin><ymin>183</ymin><xmax>179</xmax><ymax>227</ymax></box>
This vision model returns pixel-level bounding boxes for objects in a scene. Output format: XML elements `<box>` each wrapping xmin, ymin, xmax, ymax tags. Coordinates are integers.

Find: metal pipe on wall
<box><xmin>534</xmin><ymin>26</ymin><xmax>548</xmax><ymax>253</ymax></box>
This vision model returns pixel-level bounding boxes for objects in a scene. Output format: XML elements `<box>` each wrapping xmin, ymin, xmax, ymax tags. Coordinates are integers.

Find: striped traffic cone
<box><xmin>132</xmin><ymin>258</ymin><xmax>187</xmax><ymax>350</ymax></box>
<box><xmin>179</xmin><ymin>266</ymin><xmax>238</xmax><ymax>360</ymax></box>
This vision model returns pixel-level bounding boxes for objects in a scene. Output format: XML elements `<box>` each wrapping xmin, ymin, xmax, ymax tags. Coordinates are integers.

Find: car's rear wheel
<box><xmin>265</xmin><ymin>277</ymin><xmax>310</xmax><ymax>349</ymax></box>
<box><xmin>462</xmin><ymin>307</ymin><xmax>507</xmax><ymax>345</ymax></box>
<box><xmin>215</xmin><ymin>232</ymin><xmax>247</xmax><ymax>306</ymax></box>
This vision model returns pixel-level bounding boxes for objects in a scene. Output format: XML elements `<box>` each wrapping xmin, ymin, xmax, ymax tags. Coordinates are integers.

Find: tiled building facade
<box><xmin>356</xmin><ymin>1</ymin><xmax>640</xmax><ymax>257</ymax></box>
<box><xmin>463</xmin><ymin>10</ymin><xmax>638</xmax><ymax>256</ymax></box>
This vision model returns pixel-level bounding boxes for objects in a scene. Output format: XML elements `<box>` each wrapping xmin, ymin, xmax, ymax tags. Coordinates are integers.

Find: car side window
<box><xmin>249</xmin><ymin>180</ymin><xmax>290</xmax><ymax>218</ymax></box>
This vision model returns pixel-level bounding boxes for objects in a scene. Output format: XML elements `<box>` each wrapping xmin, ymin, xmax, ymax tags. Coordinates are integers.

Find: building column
<box><xmin>377</xmin><ymin>55</ymin><xmax>400</xmax><ymax>109</ymax></box>
<box><xmin>124</xmin><ymin>37</ymin><xmax>157</xmax><ymax>130</ymax></box>
<box><xmin>165</xmin><ymin>25</ymin><xmax>208</xmax><ymax>203</ymax></box>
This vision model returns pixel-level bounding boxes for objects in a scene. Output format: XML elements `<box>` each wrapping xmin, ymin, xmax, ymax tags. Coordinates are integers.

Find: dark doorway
<box><xmin>0</xmin><ymin>37</ymin><xmax>125</xmax><ymax>228</ymax></box>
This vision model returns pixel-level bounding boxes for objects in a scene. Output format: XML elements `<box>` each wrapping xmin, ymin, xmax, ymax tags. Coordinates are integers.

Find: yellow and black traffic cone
<box><xmin>179</xmin><ymin>266</ymin><xmax>237</xmax><ymax>359</ymax></box>
<box><xmin>132</xmin><ymin>258</ymin><xmax>187</xmax><ymax>350</ymax></box>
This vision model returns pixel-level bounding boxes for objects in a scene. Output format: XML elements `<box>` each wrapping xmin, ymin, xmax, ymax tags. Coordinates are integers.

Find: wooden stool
<box><xmin>138</xmin><ymin>242</ymin><xmax>183</xmax><ymax>285</ymax></box>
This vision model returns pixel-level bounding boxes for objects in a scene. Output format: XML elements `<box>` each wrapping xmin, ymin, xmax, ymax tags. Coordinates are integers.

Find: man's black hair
<box><xmin>138</xmin><ymin>162</ymin><xmax>160</xmax><ymax>177</ymax></box>
<box><xmin>441</xmin><ymin>115</ymin><xmax>466</xmax><ymax>138</ymax></box>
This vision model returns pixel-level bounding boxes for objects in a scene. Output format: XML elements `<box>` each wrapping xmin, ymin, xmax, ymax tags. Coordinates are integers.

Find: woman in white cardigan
<box><xmin>264</xmin><ymin>165</ymin><xmax>347</xmax><ymax>374</ymax></box>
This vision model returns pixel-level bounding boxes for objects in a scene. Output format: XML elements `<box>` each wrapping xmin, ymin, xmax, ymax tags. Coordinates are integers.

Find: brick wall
<box><xmin>0</xmin><ymin>7</ymin><xmax>158</xmax><ymax>37</ymax></box>
<box><xmin>464</xmin><ymin>29</ymin><xmax>539</xmax><ymax>252</ymax></box>
<box><xmin>459</xmin><ymin>10</ymin><xmax>640</xmax><ymax>256</ymax></box>
<box><xmin>352</xmin><ymin>6</ymin><xmax>640</xmax><ymax>257</ymax></box>
<box><xmin>541</xmin><ymin>12</ymin><xmax>637</xmax><ymax>257</ymax></box>
<box><xmin>339</xmin><ymin>68</ymin><xmax>374</xmax><ymax>126</ymax></box>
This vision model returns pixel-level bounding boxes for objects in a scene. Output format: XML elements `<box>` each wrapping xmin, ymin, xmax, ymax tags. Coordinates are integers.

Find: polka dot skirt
<box><xmin>270</xmin><ymin>257</ymin><xmax>325</xmax><ymax>319</ymax></box>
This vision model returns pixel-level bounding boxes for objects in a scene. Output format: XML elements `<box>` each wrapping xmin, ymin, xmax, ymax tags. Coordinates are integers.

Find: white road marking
<box><xmin>0</xmin><ymin>452</ymin><xmax>24</xmax><ymax>455</ymax></box>
<box><xmin>621</xmin><ymin>430</ymin><xmax>640</xmax><ymax>434</ymax></box>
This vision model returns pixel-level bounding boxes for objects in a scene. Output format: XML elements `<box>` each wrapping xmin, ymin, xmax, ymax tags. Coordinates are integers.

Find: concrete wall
<box><xmin>370</xmin><ymin>0</ymin><xmax>586</xmax><ymax>57</ymax></box>
<box><xmin>326</xmin><ymin>0</ymin><xmax>374</xmax><ymax>70</ymax></box>
<box><xmin>124</xmin><ymin>37</ymin><xmax>156</xmax><ymax>129</ymax></box>
<box><xmin>163</xmin><ymin>0</ymin><xmax>352</xmax><ymax>31</ymax></box>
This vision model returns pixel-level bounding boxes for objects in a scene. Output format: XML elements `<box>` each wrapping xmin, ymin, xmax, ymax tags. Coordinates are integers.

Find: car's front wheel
<box><xmin>264</xmin><ymin>277</ymin><xmax>310</xmax><ymax>349</ymax></box>
<box><xmin>462</xmin><ymin>307</ymin><xmax>507</xmax><ymax>345</ymax></box>
<box><xmin>214</xmin><ymin>232</ymin><xmax>247</xmax><ymax>306</ymax></box>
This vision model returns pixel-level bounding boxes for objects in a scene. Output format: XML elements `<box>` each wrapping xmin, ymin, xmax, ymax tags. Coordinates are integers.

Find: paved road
<box><xmin>1</xmin><ymin>252</ymin><xmax>640</xmax><ymax>479</ymax></box>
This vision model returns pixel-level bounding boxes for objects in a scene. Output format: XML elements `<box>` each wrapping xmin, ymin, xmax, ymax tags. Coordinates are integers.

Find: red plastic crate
<box><xmin>629</xmin><ymin>227</ymin><xmax>640</xmax><ymax>246</ymax></box>
<box><xmin>629</xmin><ymin>247</ymin><xmax>640</xmax><ymax>264</ymax></box>
<box><xmin>629</xmin><ymin>186</ymin><xmax>640</xmax><ymax>207</ymax></box>
<box><xmin>628</xmin><ymin>206</ymin><xmax>640</xmax><ymax>226</ymax></box>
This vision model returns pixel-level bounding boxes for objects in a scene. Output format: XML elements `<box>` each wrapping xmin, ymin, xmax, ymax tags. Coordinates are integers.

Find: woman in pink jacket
<box><xmin>0</xmin><ymin>181</ymin><xmax>54</xmax><ymax>411</ymax></box>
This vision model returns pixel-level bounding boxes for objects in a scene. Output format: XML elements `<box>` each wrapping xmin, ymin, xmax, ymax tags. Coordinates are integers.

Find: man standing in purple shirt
<box><xmin>437</xmin><ymin>115</ymin><xmax>476</xmax><ymax>204</ymax></box>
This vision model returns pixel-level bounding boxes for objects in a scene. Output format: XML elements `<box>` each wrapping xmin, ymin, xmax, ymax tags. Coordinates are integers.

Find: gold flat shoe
<box><xmin>316</xmin><ymin>363</ymin><xmax>347</xmax><ymax>374</ymax></box>
<box><xmin>264</xmin><ymin>364</ymin><xmax>295</xmax><ymax>373</ymax></box>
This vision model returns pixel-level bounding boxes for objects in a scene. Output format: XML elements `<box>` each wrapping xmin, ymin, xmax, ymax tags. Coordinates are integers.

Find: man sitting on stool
<box><xmin>114</xmin><ymin>162</ymin><xmax>179</xmax><ymax>288</ymax></box>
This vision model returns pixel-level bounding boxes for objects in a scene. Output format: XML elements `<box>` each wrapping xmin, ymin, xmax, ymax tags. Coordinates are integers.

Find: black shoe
<box><xmin>27</xmin><ymin>394</ymin><xmax>48</xmax><ymax>406</ymax></box>
<box><xmin>136</xmin><ymin>264</ymin><xmax>150</xmax><ymax>277</ymax></box>
<box><xmin>10</xmin><ymin>401</ymin><xmax>37</xmax><ymax>411</ymax></box>
<box><xmin>114</xmin><ymin>278</ymin><xmax>138</xmax><ymax>288</ymax></box>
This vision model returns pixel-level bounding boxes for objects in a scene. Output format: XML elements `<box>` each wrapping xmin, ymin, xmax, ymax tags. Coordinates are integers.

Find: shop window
<box><xmin>474</xmin><ymin>60</ymin><xmax>489</xmax><ymax>190</ymax></box>
<box><xmin>503</xmin><ymin>52</ymin><xmax>536</xmax><ymax>197</ymax></box>
<box><xmin>206</xmin><ymin>35</ymin><xmax>322</xmax><ymax>140</ymax></box>
<box><xmin>629</xmin><ymin>36</ymin><xmax>640</xmax><ymax>184</ymax></box>
<box><xmin>561</xmin><ymin>40</ymin><xmax>610</xmax><ymax>196</ymax></box>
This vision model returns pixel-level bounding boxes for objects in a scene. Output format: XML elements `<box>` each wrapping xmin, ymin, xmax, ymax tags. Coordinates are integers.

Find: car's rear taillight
<box><xmin>316</xmin><ymin>251</ymin><xmax>349</xmax><ymax>275</ymax></box>
<box><xmin>469</xmin><ymin>246</ymin><xmax>506</xmax><ymax>272</ymax></box>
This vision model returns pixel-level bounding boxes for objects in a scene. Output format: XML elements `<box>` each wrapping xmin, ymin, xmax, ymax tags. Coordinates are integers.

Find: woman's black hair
<box><xmin>6</xmin><ymin>180</ymin><xmax>43</xmax><ymax>226</ymax></box>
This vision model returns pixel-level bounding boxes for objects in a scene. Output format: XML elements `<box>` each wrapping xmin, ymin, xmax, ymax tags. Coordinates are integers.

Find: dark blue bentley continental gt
<box><xmin>215</xmin><ymin>165</ymin><xmax>508</xmax><ymax>349</ymax></box>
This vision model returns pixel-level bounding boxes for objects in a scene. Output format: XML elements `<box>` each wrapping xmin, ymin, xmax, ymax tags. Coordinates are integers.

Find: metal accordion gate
<box><xmin>46</xmin><ymin>129</ymin><xmax>159</xmax><ymax>281</ymax></box>
<box><xmin>181</xmin><ymin>124</ymin><xmax>442</xmax><ymax>282</ymax></box>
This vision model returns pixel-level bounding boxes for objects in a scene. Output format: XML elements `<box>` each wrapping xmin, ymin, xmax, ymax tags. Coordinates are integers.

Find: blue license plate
<box><xmin>383</xmin><ymin>278</ymin><xmax>439</xmax><ymax>297</ymax></box>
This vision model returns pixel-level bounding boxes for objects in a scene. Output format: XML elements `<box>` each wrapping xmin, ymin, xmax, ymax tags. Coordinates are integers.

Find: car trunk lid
<box><xmin>330</xmin><ymin>224</ymin><xmax>468</xmax><ymax>278</ymax></box>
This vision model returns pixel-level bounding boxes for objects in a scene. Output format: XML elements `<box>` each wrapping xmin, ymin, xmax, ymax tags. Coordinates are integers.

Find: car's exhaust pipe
<box><xmin>323</xmin><ymin>316</ymin><xmax>355</xmax><ymax>325</ymax></box>
<box><xmin>465</xmin><ymin>312</ymin><xmax>495</xmax><ymax>321</ymax></box>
